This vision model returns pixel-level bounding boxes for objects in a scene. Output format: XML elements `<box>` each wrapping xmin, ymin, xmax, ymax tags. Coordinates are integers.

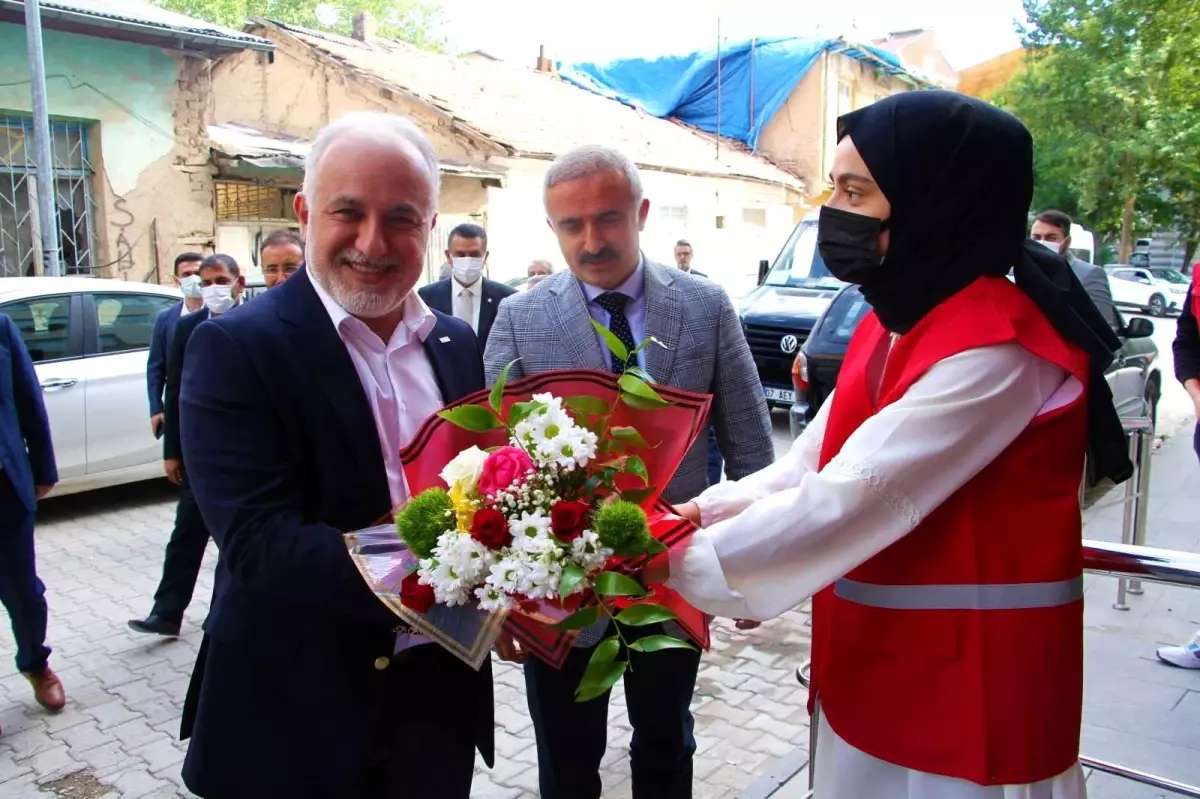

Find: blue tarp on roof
<box><xmin>557</xmin><ymin>38</ymin><xmax>917</xmax><ymax>152</ymax></box>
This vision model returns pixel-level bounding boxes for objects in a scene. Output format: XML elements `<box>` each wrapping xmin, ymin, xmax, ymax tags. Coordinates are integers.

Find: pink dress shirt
<box><xmin>310</xmin><ymin>276</ymin><xmax>443</xmax><ymax>509</ymax></box>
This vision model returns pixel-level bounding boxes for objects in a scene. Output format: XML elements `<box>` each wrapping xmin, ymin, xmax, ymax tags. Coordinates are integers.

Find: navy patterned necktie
<box><xmin>594</xmin><ymin>291</ymin><xmax>636</xmax><ymax>373</ymax></box>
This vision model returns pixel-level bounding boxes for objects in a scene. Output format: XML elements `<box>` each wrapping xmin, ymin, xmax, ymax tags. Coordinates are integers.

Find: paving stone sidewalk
<box><xmin>0</xmin><ymin>447</ymin><xmax>814</xmax><ymax>797</ymax></box>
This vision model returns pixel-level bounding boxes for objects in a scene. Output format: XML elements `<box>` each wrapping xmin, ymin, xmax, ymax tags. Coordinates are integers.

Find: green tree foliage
<box><xmin>996</xmin><ymin>0</ymin><xmax>1200</xmax><ymax>262</ymax></box>
<box><xmin>155</xmin><ymin>0</ymin><xmax>446</xmax><ymax>52</ymax></box>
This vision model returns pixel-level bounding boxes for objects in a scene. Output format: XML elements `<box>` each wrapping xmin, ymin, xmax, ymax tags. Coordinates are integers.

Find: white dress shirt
<box><xmin>666</xmin><ymin>339</ymin><xmax>1087</xmax><ymax>798</ymax></box>
<box><xmin>452</xmin><ymin>278</ymin><xmax>483</xmax><ymax>333</ymax></box>
<box><xmin>310</xmin><ymin>276</ymin><xmax>443</xmax><ymax>509</ymax></box>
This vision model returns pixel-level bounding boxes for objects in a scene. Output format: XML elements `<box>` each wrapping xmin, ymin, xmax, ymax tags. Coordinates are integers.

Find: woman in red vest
<box><xmin>656</xmin><ymin>92</ymin><xmax>1132</xmax><ymax>797</ymax></box>
<box><xmin>1155</xmin><ymin>265</ymin><xmax>1200</xmax><ymax>667</ymax></box>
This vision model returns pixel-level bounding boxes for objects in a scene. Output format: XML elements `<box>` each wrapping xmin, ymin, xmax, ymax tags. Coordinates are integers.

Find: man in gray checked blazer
<box><xmin>484</xmin><ymin>145</ymin><xmax>774</xmax><ymax>799</ymax></box>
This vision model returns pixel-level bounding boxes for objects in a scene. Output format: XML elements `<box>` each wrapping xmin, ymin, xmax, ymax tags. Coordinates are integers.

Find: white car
<box><xmin>0</xmin><ymin>276</ymin><xmax>182</xmax><ymax>497</ymax></box>
<box><xmin>1106</xmin><ymin>266</ymin><xmax>1190</xmax><ymax>317</ymax></box>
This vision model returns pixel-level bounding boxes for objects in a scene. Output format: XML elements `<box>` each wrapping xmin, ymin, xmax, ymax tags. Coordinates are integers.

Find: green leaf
<box><xmin>591</xmin><ymin>318</ymin><xmax>629</xmax><ymax>362</ymax></box>
<box><xmin>508</xmin><ymin>401</ymin><xmax>541</xmax><ymax>428</ymax></box>
<box><xmin>575</xmin><ymin>660</ymin><xmax>627</xmax><ymax>703</ymax></box>
<box><xmin>437</xmin><ymin>404</ymin><xmax>501</xmax><ymax>432</ymax></box>
<box><xmin>593</xmin><ymin>570</ymin><xmax>646</xmax><ymax>598</ymax></box>
<box><xmin>589</xmin><ymin>635</ymin><xmax>621</xmax><ymax>667</ymax></box>
<box><xmin>582</xmin><ymin>474</ymin><xmax>604</xmax><ymax>499</ymax></box>
<box><xmin>489</xmin><ymin>359</ymin><xmax>518</xmax><ymax>415</ymax></box>
<box><xmin>615</xmin><ymin>603</ymin><xmax>679</xmax><ymax>627</ymax></box>
<box><xmin>624</xmin><ymin>366</ymin><xmax>655</xmax><ymax>383</ymax></box>
<box><xmin>618</xmin><ymin>374</ymin><xmax>669</xmax><ymax>408</ymax></box>
<box><xmin>549</xmin><ymin>604</ymin><xmax>601</xmax><ymax>631</ymax></box>
<box><xmin>558</xmin><ymin>565</ymin><xmax>587</xmax><ymax>598</ymax></box>
<box><xmin>565</xmin><ymin>395</ymin><xmax>610</xmax><ymax>416</ymax></box>
<box><xmin>610</xmin><ymin>426</ymin><xmax>649</xmax><ymax>449</ymax></box>
<box><xmin>619</xmin><ymin>486</ymin><xmax>657</xmax><ymax>504</ymax></box>
<box><xmin>643</xmin><ymin>537</ymin><xmax>667</xmax><ymax>555</ymax></box>
<box><xmin>628</xmin><ymin>634</ymin><xmax>697</xmax><ymax>653</ymax></box>
<box><xmin>621</xmin><ymin>392</ymin><xmax>670</xmax><ymax>411</ymax></box>
<box><xmin>622</xmin><ymin>455</ymin><xmax>649</xmax><ymax>485</ymax></box>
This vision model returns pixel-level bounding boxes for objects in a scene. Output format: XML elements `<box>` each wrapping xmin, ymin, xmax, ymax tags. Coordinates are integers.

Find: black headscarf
<box><xmin>838</xmin><ymin>91</ymin><xmax>1132</xmax><ymax>485</ymax></box>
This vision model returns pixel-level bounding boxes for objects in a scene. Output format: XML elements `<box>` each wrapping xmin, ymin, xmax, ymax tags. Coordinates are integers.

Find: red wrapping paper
<box><xmin>398</xmin><ymin>368</ymin><xmax>712</xmax><ymax>668</ymax></box>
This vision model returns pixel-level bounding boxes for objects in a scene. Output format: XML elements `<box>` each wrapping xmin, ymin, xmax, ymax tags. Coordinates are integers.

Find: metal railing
<box><xmin>793</xmin><ymin>540</ymin><xmax>1200</xmax><ymax>798</ymax></box>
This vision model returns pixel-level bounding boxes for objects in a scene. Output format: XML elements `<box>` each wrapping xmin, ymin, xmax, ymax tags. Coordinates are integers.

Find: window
<box><xmin>0</xmin><ymin>117</ymin><xmax>98</xmax><ymax>277</ymax></box>
<box><xmin>216</xmin><ymin>182</ymin><xmax>298</xmax><ymax>222</ymax></box>
<box><xmin>0</xmin><ymin>295</ymin><xmax>72</xmax><ymax>362</ymax></box>
<box><xmin>91</xmin><ymin>293</ymin><xmax>178</xmax><ymax>355</ymax></box>
<box><xmin>742</xmin><ymin>208</ymin><xmax>767</xmax><ymax>228</ymax></box>
<box><xmin>837</xmin><ymin>81</ymin><xmax>855</xmax><ymax>117</ymax></box>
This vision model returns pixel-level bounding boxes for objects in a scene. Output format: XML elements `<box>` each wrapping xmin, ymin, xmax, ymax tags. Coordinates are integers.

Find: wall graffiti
<box><xmin>110</xmin><ymin>196</ymin><xmax>136</xmax><ymax>278</ymax></box>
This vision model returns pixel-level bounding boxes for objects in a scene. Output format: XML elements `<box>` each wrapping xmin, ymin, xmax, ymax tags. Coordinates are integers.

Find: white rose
<box><xmin>439</xmin><ymin>445</ymin><xmax>488</xmax><ymax>493</ymax></box>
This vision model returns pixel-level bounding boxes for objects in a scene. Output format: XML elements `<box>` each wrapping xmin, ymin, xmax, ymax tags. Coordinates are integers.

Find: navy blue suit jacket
<box><xmin>418</xmin><ymin>276</ymin><xmax>516</xmax><ymax>351</ymax></box>
<box><xmin>0</xmin><ymin>314</ymin><xmax>57</xmax><ymax>511</ymax></box>
<box><xmin>146</xmin><ymin>302</ymin><xmax>185</xmax><ymax>417</ymax></box>
<box><xmin>176</xmin><ymin>269</ymin><xmax>492</xmax><ymax>797</ymax></box>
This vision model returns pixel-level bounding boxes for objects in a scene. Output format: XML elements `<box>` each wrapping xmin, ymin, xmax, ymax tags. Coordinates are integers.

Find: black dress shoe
<box><xmin>127</xmin><ymin>615</ymin><xmax>181</xmax><ymax>637</ymax></box>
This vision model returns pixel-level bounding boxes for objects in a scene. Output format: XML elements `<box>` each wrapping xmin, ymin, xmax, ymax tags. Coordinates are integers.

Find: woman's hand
<box><xmin>673</xmin><ymin>502</ymin><xmax>702</xmax><ymax>527</ymax></box>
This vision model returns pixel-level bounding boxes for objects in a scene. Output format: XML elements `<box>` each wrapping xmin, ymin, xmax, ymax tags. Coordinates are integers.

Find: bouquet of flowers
<box><xmin>347</xmin><ymin>323</ymin><xmax>711</xmax><ymax>701</ymax></box>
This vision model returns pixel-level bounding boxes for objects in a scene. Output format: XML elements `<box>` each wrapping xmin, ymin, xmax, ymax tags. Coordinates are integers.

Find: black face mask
<box><xmin>817</xmin><ymin>205</ymin><xmax>889</xmax><ymax>286</ymax></box>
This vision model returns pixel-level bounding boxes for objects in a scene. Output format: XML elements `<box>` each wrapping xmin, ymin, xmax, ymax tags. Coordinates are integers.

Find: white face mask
<box><xmin>1036</xmin><ymin>239</ymin><xmax>1064</xmax><ymax>255</ymax></box>
<box><xmin>179</xmin><ymin>274</ymin><xmax>203</xmax><ymax>299</ymax></box>
<box><xmin>201</xmin><ymin>284</ymin><xmax>237</xmax><ymax>315</ymax></box>
<box><xmin>451</xmin><ymin>257</ymin><xmax>485</xmax><ymax>285</ymax></box>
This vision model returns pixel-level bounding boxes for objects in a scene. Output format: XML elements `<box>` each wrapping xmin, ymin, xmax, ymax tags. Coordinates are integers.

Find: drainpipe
<box><xmin>24</xmin><ymin>0</ymin><xmax>61</xmax><ymax>276</ymax></box>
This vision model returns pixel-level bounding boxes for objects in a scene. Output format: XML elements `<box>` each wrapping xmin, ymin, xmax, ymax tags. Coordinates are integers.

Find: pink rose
<box><xmin>479</xmin><ymin>447</ymin><xmax>535</xmax><ymax>496</ymax></box>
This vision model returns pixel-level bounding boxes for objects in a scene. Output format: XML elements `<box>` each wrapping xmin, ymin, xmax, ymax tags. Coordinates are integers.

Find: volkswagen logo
<box><xmin>780</xmin><ymin>335</ymin><xmax>799</xmax><ymax>354</ymax></box>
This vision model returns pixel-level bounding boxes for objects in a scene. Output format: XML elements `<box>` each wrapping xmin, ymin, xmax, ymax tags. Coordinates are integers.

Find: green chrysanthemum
<box><xmin>397</xmin><ymin>488</ymin><xmax>453</xmax><ymax>559</ymax></box>
<box><xmin>595</xmin><ymin>500</ymin><xmax>659</xmax><ymax>558</ymax></box>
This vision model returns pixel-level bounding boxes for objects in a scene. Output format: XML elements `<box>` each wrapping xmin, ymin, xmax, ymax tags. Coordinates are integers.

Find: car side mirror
<box><xmin>757</xmin><ymin>259</ymin><xmax>770</xmax><ymax>285</ymax></box>
<box><xmin>1124</xmin><ymin>317</ymin><xmax>1154</xmax><ymax>338</ymax></box>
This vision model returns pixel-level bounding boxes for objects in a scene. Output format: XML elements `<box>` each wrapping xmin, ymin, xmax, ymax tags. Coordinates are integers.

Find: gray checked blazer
<box><xmin>483</xmin><ymin>258</ymin><xmax>775</xmax><ymax>505</ymax></box>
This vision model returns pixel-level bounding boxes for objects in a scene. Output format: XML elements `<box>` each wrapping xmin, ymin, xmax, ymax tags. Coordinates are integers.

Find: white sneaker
<box><xmin>1156</xmin><ymin>634</ymin><xmax>1200</xmax><ymax>669</ymax></box>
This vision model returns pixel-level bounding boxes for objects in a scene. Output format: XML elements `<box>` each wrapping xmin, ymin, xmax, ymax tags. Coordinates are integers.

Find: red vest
<box><xmin>1191</xmin><ymin>270</ymin><xmax>1199</xmax><ymax>329</ymax></box>
<box><xmin>809</xmin><ymin>277</ymin><xmax>1091</xmax><ymax>786</ymax></box>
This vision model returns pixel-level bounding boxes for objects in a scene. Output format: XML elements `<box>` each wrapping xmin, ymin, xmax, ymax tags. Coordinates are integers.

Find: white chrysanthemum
<box><xmin>516</xmin><ymin>550</ymin><xmax>564</xmax><ymax>599</ymax></box>
<box><xmin>485</xmin><ymin>557</ymin><xmax>522</xmax><ymax>594</ymax></box>
<box><xmin>509</xmin><ymin>509</ymin><xmax>551</xmax><ymax>542</ymax></box>
<box><xmin>570</xmin><ymin>530</ymin><xmax>613</xmax><ymax>575</ymax></box>
<box><xmin>475</xmin><ymin>584</ymin><xmax>513</xmax><ymax>612</ymax></box>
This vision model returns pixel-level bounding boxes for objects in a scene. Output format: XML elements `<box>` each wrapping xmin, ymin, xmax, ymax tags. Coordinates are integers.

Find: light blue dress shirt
<box><xmin>578</xmin><ymin>257</ymin><xmax>647</xmax><ymax>370</ymax></box>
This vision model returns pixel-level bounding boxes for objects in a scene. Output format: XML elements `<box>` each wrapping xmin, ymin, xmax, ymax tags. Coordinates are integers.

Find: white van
<box><xmin>1069</xmin><ymin>223</ymin><xmax>1096</xmax><ymax>264</ymax></box>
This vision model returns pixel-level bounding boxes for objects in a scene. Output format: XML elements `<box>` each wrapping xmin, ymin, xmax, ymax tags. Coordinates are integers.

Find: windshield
<box><xmin>763</xmin><ymin>220</ymin><xmax>845</xmax><ymax>291</ymax></box>
<box><xmin>1149</xmin><ymin>268</ymin><xmax>1189</xmax><ymax>284</ymax></box>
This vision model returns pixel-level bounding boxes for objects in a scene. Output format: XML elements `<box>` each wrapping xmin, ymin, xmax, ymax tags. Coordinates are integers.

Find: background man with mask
<box><xmin>1031</xmin><ymin>209</ymin><xmax>1118</xmax><ymax>328</ymax></box>
<box><xmin>147</xmin><ymin>252</ymin><xmax>204</xmax><ymax>438</ymax></box>
<box><xmin>655</xmin><ymin>92</ymin><xmax>1129</xmax><ymax>799</ymax></box>
<box><xmin>129</xmin><ymin>254</ymin><xmax>244</xmax><ymax>638</ymax></box>
<box><xmin>484</xmin><ymin>144</ymin><xmax>774</xmax><ymax>799</ymax></box>
<box><xmin>419</xmin><ymin>222</ymin><xmax>515</xmax><ymax>348</ymax></box>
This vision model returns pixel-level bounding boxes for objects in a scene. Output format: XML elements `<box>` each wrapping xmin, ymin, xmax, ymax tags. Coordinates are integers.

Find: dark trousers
<box><xmin>150</xmin><ymin>480</ymin><xmax>210</xmax><ymax>624</ymax></box>
<box><xmin>1194</xmin><ymin>422</ymin><xmax>1199</xmax><ymax>463</ymax></box>
<box><xmin>0</xmin><ymin>474</ymin><xmax>50</xmax><ymax>673</ymax></box>
<box><xmin>525</xmin><ymin>622</ymin><xmax>701</xmax><ymax>799</ymax></box>
<box><xmin>705</xmin><ymin>425</ymin><xmax>723</xmax><ymax>486</ymax></box>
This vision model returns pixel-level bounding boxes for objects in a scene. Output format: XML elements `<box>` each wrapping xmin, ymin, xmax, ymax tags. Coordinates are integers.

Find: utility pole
<box><xmin>24</xmin><ymin>0</ymin><xmax>61</xmax><ymax>276</ymax></box>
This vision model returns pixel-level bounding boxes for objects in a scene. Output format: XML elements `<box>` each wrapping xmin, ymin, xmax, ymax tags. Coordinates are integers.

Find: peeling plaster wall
<box><xmin>759</xmin><ymin>51</ymin><xmax>911</xmax><ymax>200</ymax></box>
<box><xmin>0</xmin><ymin>24</ymin><xmax>216</xmax><ymax>282</ymax></box>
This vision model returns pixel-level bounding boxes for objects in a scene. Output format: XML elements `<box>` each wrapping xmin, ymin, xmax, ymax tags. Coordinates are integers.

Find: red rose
<box><xmin>551</xmin><ymin>500</ymin><xmax>591</xmax><ymax>542</ymax></box>
<box><xmin>400</xmin><ymin>572</ymin><xmax>435</xmax><ymax>614</ymax></box>
<box><xmin>470</xmin><ymin>508</ymin><xmax>513</xmax><ymax>550</ymax></box>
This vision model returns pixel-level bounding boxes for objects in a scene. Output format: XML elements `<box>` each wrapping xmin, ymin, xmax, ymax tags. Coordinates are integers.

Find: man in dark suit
<box><xmin>1031</xmin><ymin>210</ymin><xmax>1118</xmax><ymax>328</ymax></box>
<box><xmin>673</xmin><ymin>238</ymin><xmax>706</xmax><ymax>278</ymax></box>
<box><xmin>673</xmin><ymin>239</ymin><xmax>722</xmax><ymax>484</ymax></box>
<box><xmin>147</xmin><ymin>252</ymin><xmax>204</xmax><ymax>438</ymax></box>
<box><xmin>418</xmin><ymin>222</ymin><xmax>516</xmax><ymax>349</ymax></box>
<box><xmin>177</xmin><ymin>111</ymin><xmax>493</xmax><ymax>798</ymax></box>
<box><xmin>129</xmin><ymin>254</ymin><xmax>245</xmax><ymax>637</ymax></box>
<box><xmin>0</xmin><ymin>314</ymin><xmax>65</xmax><ymax>721</ymax></box>
<box><xmin>486</xmin><ymin>146</ymin><xmax>774</xmax><ymax>799</ymax></box>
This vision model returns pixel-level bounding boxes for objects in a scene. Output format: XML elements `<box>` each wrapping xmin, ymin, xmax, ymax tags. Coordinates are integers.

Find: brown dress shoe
<box><xmin>25</xmin><ymin>668</ymin><xmax>66</xmax><ymax>712</ymax></box>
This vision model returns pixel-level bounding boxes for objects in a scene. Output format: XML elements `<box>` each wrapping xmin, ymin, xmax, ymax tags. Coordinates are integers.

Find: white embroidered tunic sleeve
<box><xmin>665</xmin><ymin>342</ymin><xmax>1072</xmax><ymax>621</ymax></box>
